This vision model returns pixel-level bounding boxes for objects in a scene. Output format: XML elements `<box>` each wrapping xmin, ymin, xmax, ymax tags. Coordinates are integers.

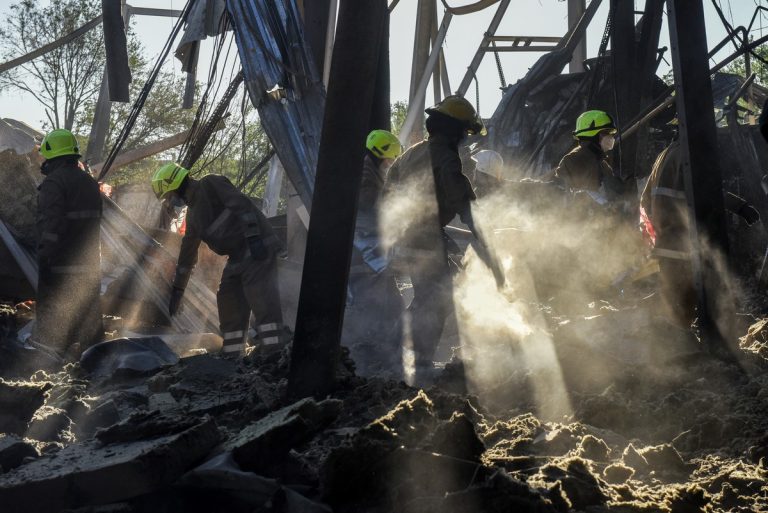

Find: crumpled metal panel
<box><xmin>226</xmin><ymin>0</ymin><xmax>325</xmax><ymax>209</ymax></box>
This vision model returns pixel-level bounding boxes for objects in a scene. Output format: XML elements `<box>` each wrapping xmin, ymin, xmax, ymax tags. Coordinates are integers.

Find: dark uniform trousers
<box><xmin>403</xmin><ymin>238</ymin><xmax>455</xmax><ymax>366</ymax></box>
<box><xmin>36</xmin><ymin>267</ymin><xmax>102</xmax><ymax>354</ymax></box>
<box><xmin>217</xmin><ymin>250</ymin><xmax>283</xmax><ymax>353</ymax></box>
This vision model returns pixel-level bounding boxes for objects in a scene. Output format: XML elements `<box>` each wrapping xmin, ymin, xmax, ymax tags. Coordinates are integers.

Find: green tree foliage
<box><xmin>0</xmin><ymin>0</ymin><xmax>104</xmax><ymax>130</ymax></box>
<box><xmin>391</xmin><ymin>100</ymin><xmax>408</xmax><ymax>135</ymax></box>
<box><xmin>724</xmin><ymin>44</ymin><xmax>768</xmax><ymax>86</ymax></box>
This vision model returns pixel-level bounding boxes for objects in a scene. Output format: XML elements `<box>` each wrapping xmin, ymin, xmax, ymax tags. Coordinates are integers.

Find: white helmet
<box><xmin>472</xmin><ymin>150</ymin><xmax>504</xmax><ymax>180</ymax></box>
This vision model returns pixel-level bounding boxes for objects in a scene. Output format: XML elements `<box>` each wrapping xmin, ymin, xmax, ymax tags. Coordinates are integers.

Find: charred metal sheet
<box><xmin>226</xmin><ymin>0</ymin><xmax>325</xmax><ymax>209</ymax></box>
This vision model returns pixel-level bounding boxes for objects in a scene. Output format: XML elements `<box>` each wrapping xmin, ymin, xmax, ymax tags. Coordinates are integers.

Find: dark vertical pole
<box><xmin>102</xmin><ymin>0</ymin><xmax>131</xmax><ymax>101</ymax></box>
<box><xmin>303</xmin><ymin>0</ymin><xmax>331</xmax><ymax>76</ymax></box>
<box><xmin>182</xmin><ymin>41</ymin><xmax>199</xmax><ymax>109</ymax></box>
<box><xmin>568</xmin><ymin>0</ymin><xmax>586</xmax><ymax>73</ymax></box>
<box><xmin>610</xmin><ymin>0</ymin><xmax>636</xmax><ymax>179</ymax></box>
<box><xmin>288</xmin><ymin>0</ymin><xmax>387</xmax><ymax>400</ymax></box>
<box><xmin>429</xmin><ymin>0</ymin><xmax>441</xmax><ymax>106</ymax></box>
<box><xmin>668</xmin><ymin>0</ymin><xmax>731</xmax><ymax>348</ymax></box>
<box><xmin>409</xmin><ymin>0</ymin><xmax>433</xmax><ymax>143</ymax></box>
<box><xmin>632</xmin><ymin>0</ymin><xmax>664</xmax><ymax>179</ymax></box>
<box><xmin>370</xmin><ymin>3</ymin><xmax>391</xmax><ymax>131</ymax></box>
<box><xmin>86</xmin><ymin>1</ymin><xmax>129</xmax><ymax>163</ymax></box>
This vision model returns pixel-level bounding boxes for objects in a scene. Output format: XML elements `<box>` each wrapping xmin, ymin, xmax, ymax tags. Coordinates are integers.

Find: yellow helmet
<box><xmin>40</xmin><ymin>129</ymin><xmax>80</xmax><ymax>160</ymax></box>
<box><xmin>151</xmin><ymin>163</ymin><xmax>189</xmax><ymax>200</ymax></box>
<box><xmin>426</xmin><ymin>95</ymin><xmax>486</xmax><ymax>136</ymax></box>
<box><xmin>366</xmin><ymin>129</ymin><xmax>402</xmax><ymax>159</ymax></box>
<box><xmin>573</xmin><ymin>110</ymin><xmax>617</xmax><ymax>138</ymax></box>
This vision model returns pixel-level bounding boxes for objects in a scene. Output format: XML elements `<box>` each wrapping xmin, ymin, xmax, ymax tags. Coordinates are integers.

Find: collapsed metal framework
<box><xmin>2</xmin><ymin>0</ymin><xmax>766</xmax><ymax>385</ymax></box>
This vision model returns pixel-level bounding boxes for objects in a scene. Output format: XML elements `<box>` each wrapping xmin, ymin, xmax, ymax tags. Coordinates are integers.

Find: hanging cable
<box><xmin>491</xmin><ymin>40</ymin><xmax>507</xmax><ymax>88</ymax></box>
<box><xmin>180</xmin><ymin>69</ymin><xmax>244</xmax><ymax>169</ymax></box>
<box><xmin>472</xmin><ymin>68</ymin><xmax>480</xmax><ymax>115</ymax></box>
<box><xmin>98</xmin><ymin>0</ymin><xmax>194</xmax><ymax>181</ymax></box>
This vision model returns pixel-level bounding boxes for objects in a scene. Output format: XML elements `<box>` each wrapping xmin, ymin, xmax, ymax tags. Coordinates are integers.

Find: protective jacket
<box><xmin>555</xmin><ymin>141</ymin><xmax>612</xmax><ymax>192</ymax></box>
<box><xmin>173</xmin><ymin>175</ymin><xmax>279</xmax><ymax>291</ymax></box>
<box><xmin>387</xmin><ymin>135</ymin><xmax>475</xmax><ymax>249</ymax></box>
<box><xmin>354</xmin><ymin>153</ymin><xmax>389</xmax><ymax>273</ymax></box>
<box><xmin>640</xmin><ymin>141</ymin><xmax>751</xmax><ymax>257</ymax></box>
<box><xmin>358</xmin><ymin>153</ymin><xmax>386</xmax><ymax>224</ymax></box>
<box><xmin>35</xmin><ymin>156</ymin><xmax>102</xmax><ymax>354</ymax></box>
<box><xmin>37</xmin><ymin>157</ymin><xmax>102</xmax><ymax>270</ymax></box>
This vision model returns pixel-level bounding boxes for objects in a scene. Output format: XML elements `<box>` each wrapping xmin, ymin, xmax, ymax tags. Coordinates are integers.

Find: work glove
<box><xmin>738</xmin><ymin>204</ymin><xmax>760</xmax><ymax>226</ymax></box>
<box><xmin>247</xmin><ymin>236</ymin><xmax>269</xmax><ymax>261</ymax></box>
<box><xmin>169</xmin><ymin>286</ymin><xmax>185</xmax><ymax>317</ymax></box>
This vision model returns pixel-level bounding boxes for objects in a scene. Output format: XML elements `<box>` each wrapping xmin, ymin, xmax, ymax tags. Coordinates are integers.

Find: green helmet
<box><xmin>366</xmin><ymin>129</ymin><xmax>402</xmax><ymax>159</ymax></box>
<box><xmin>151</xmin><ymin>163</ymin><xmax>189</xmax><ymax>200</ymax></box>
<box><xmin>573</xmin><ymin>110</ymin><xmax>617</xmax><ymax>139</ymax></box>
<box><xmin>39</xmin><ymin>129</ymin><xmax>81</xmax><ymax>160</ymax></box>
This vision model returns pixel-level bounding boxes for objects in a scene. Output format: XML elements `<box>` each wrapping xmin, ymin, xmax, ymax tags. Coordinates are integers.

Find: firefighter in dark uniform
<box><xmin>34</xmin><ymin>129</ymin><xmax>103</xmax><ymax>356</ymax></box>
<box><xmin>344</xmin><ymin>129</ymin><xmax>403</xmax><ymax>374</ymax></box>
<box><xmin>151</xmin><ymin>164</ymin><xmax>285</xmax><ymax>354</ymax></box>
<box><xmin>386</xmin><ymin>95</ymin><xmax>500</xmax><ymax>373</ymax></box>
<box><xmin>641</xmin><ymin>140</ymin><xmax>759</xmax><ymax>327</ymax></box>
<box><xmin>555</xmin><ymin>110</ymin><xmax>617</xmax><ymax>194</ymax></box>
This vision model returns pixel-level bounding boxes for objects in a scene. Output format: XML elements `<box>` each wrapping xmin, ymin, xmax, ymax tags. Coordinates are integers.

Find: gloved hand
<box><xmin>169</xmin><ymin>287</ymin><xmax>185</xmax><ymax>317</ymax></box>
<box><xmin>738</xmin><ymin>204</ymin><xmax>760</xmax><ymax>226</ymax></box>
<box><xmin>247</xmin><ymin>236</ymin><xmax>269</xmax><ymax>261</ymax></box>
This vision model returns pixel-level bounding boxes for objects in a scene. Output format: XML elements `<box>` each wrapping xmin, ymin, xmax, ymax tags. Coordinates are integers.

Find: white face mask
<box><xmin>600</xmin><ymin>133</ymin><xmax>616</xmax><ymax>152</ymax></box>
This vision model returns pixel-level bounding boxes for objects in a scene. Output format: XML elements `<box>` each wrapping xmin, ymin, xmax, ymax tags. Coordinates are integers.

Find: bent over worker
<box><xmin>386</xmin><ymin>95</ymin><xmax>499</xmax><ymax>372</ymax></box>
<box><xmin>35</xmin><ymin>129</ymin><xmax>103</xmax><ymax>357</ymax></box>
<box><xmin>152</xmin><ymin>164</ymin><xmax>285</xmax><ymax>354</ymax></box>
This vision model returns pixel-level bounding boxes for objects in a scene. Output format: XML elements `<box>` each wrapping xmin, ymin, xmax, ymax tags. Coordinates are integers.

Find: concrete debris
<box><xmin>79</xmin><ymin>337</ymin><xmax>180</xmax><ymax>379</ymax></box>
<box><xmin>603</xmin><ymin>462</ymin><xmax>634</xmax><ymax>484</ymax></box>
<box><xmin>226</xmin><ymin>397</ymin><xmax>343</xmax><ymax>472</ymax></box>
<box><xmin>176</xmin><ymin>451</ymin><xmax>333</xmax><ymax>513</ymax></box>
<box><xmin>95</xmin><ymin>410</ymin><xmax>203</xmax><ymax>445</ymax></box>
<box><xmin>0</xmin><ymin>417</ymin><xmax>221</xmax><ymax>513</ymax></box>
<box><xmin>0</xmin><ymin>295</ymin><xmax>765</xmax><ymax>511</ymax></box>
<box><xmin>26</xmin><ymin>405</ymin><xmax>74</xmax><ymax>443</ymax></box>
<box><xmin>429</xmin><ymin>412</ymin><xmax>485</xmax><ymax>462</ymax></box>
<box><xmin>0</xmin><ymin>378</ymin><xmax>51</xmax><ymax>434</ymax></box>
<box><xmin>0</xmin><ymin>434</ymin><xmax>38</xmax><ymax>473</ymax></box>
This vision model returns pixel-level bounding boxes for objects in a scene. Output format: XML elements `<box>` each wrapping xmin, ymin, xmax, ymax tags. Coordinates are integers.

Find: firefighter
<box><xmin>640</xmin><ymin>140</ymin><xmax>759</xmax><ymax>327</ymax></box>
<box><xmin>151</xmin><ymin>164</ymin><xmax>285</xmax><ymax>354</ymax></box>
<box><xmin>386</xmin><ymin>95</ymin><xmax>500</xmax><ymax>373</ymax></box>
<box><xmin>345</xmin><ymin>129</ymin><xmax>403</xmax><ymax>373</ymax></box>
<box><xmin>555</xmin><ymin>110</ymin><xmax>617</xmax><ymax>200</ymax></box>
<box><xmin>34</xmin><ymin>129</ymin><xmax>103</xmax><ymax>357</ymax></box>
<box><xmin>471</xmin><ymin>149</ymin><xmax>504</xmax><ymax>198</ymax></box>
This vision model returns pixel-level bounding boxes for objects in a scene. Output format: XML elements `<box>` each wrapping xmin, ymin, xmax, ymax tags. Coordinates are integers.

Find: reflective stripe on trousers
<box><xmin>255</xmin><ymin>322</ymin><xmax>282</xmax><ymax>345</ymax></box>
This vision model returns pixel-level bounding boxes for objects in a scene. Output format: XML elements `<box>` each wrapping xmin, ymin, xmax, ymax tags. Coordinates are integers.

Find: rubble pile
<box><xmin>0</xmin><ymin>304</ymin><xmax>767</xmax><ymax>512</ymax></box>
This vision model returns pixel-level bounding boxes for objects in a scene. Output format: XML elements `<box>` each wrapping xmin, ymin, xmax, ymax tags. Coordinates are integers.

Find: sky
<box><xmin>0</xmin><ymin>0</ymin><xmax>763</xmax><ymax>129</ymax></box>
